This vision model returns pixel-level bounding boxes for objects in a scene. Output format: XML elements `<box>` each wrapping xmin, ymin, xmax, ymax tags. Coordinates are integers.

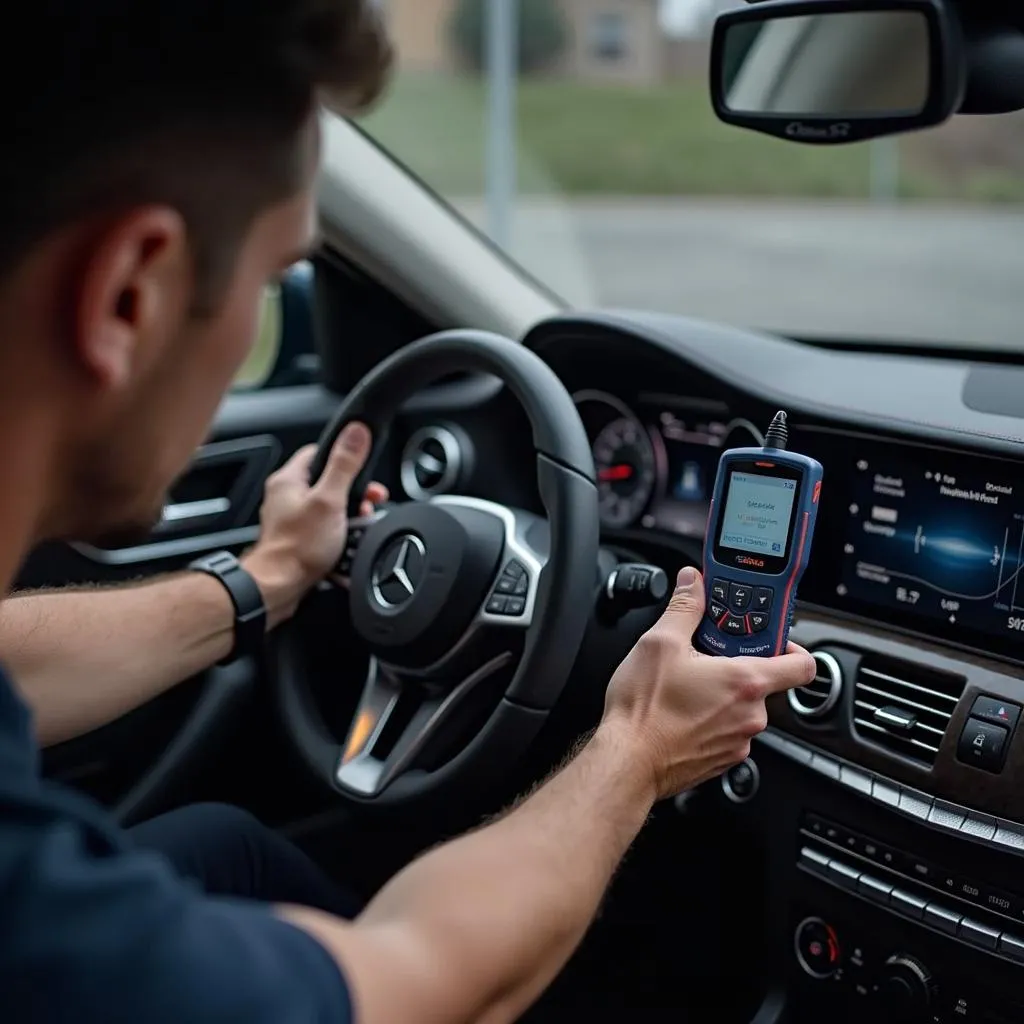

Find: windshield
<box><xmin>363</xmin><ymin>0</ymin><xmax>1024</xmax><ymax>352</ymax></box>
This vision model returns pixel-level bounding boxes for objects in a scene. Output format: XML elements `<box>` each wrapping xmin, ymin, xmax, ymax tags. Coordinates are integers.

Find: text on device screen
<box><xmin>718</xmin><ymin>472</ymin><xmax>798</xmax><ymax>557</ymax></box>
<box><xmin>840</xmin><ymin>451</ymin><xmax>1024</xmax><ymax>643</ymax></box>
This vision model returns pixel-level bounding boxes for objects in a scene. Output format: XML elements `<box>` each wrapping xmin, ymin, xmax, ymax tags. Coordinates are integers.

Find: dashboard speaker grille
<box><xmin>852</xmin><ymin>655</ymin><xmax>966</xmax><ymax>767</ymax></box>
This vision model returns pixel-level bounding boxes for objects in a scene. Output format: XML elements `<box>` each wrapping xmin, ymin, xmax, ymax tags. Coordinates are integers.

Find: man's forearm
<box><xmin>283</xmin><ymin>725</ymin><xmax>656</xmax><ymax>1024</ymax></box>
<box><xmin>3</xmin><ymin>554</ymin><xmax>302</xmax><ymax>747</ymax></box>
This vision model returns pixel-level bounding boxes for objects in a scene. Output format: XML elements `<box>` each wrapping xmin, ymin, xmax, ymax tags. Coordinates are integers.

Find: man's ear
<box><xmin>73</xmin><ymin>207</ymin><xmax>191</xmax><ymax>390</ymax></box>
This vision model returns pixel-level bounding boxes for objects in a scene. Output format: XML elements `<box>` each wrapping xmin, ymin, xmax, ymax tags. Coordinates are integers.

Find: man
<box><xmin>1</xmin><ymin>3</ymin><xmax>816</xmax><ymax>1023</ymax></box>
<box><xmin>3</xmin><ymin>431</ymin><xmax>390</xmax><ymax>919</ymax></box>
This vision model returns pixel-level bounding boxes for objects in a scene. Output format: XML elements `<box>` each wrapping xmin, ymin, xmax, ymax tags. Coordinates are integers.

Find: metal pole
<box><xmin>485</xmin><ymin>0</ymin><xmax>518</xmax><ymax>248</ymax></box>
<box><xmin>869</xmin><ymin>138</ymin><xmax>900</xmax><ymax>202</ymax></box>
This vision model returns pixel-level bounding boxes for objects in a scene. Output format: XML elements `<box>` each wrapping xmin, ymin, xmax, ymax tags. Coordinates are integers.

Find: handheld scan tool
<box><xmin>697</xmin><ymin>411</ymin><xmax>822</xmax><ymax>657</ymax></box>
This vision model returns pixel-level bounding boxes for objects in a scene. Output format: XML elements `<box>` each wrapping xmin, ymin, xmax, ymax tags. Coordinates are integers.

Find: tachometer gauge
<box><xmin>593</xmin><ymin>417</ymin><xmax>657</xmax><ymax>529</ymax></box>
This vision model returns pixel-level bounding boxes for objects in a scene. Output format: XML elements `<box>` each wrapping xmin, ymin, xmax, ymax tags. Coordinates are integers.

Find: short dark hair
<box><xmin>4</xmin><ymin>1</ymin><xmax>393</xmax><ymax>311</ymax></box>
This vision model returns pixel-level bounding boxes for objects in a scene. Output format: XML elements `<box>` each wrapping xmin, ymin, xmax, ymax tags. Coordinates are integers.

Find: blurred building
<box><xmin>384</xmin><ymin>0</ymin><xmax>668</xmax><ymax>85</ymax></box>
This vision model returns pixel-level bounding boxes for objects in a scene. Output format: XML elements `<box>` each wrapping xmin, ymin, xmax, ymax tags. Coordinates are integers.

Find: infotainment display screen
<box><xmin>838</xmin><ymin>446</ymin><xmax>1024</xmax><ymax>652</ymax></box>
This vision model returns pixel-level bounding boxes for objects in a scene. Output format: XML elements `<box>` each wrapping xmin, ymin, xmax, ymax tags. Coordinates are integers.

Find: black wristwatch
<box><xmin>188</xmin><ymin>550</ymin><xmax>266</xmax><ymax>665</ymax></box>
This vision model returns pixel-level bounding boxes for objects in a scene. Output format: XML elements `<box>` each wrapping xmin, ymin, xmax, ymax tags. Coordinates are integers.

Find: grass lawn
<box><xmin>362</xmin><ymin>73</ymin><xmax>1024</xmax><ymax>202</ymax></box>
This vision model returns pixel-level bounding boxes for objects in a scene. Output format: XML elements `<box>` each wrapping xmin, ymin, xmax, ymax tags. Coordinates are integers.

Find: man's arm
<box><xmin>5</xmin><ymin>422</ymin><xmax>383</xmax><ymax>747</ymax></box>
<box><xmin>282</xmin><ymin>571</ymin><xmax>818</xmax><ymax>1024</ymax></box>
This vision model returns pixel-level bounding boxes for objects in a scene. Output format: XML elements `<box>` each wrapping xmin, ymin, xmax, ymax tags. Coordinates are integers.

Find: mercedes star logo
<box><xmin>371</xmin><ymin>534</ymin><xmax>426</xmax><ymax>608</ymax></box>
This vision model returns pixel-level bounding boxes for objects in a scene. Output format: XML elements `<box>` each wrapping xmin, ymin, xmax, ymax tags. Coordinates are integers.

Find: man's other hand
<box><xmin>600</xmin><ymin>566</ymin><xmax>816</xmax><ymax>800</ymax></box>
<box><xmin>241</xmin><ymin>423</ymin><xmax>387</xmax><ymax>622</ymax></box>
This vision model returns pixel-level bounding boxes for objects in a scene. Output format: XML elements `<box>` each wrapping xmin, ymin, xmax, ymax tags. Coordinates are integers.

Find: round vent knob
<box><xmin>400</xmin><ymin>426</ymin><xmax>463</xmax><ymax>500</ymax></box>
<box><xmin>788</xmin><ymin>650</ymin><xmax>843</xmax><ymax>720</ymax></box>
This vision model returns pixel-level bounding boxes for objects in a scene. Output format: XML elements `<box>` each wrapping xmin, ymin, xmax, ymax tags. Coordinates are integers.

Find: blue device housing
<box><xmin>697</xmin><ymin>445</ymin><xmax>823</xmax><ymax>657</ymax></box>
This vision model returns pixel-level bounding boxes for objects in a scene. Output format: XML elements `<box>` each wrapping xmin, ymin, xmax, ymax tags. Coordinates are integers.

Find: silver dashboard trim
<box><xmin>756</xmin><ymin>727</ymin><xmax>1024</xmax><ymax>858</ymax></box>
<box><xmin>71</xmin><ymin>525</ymin><xmax>260</xmax><ymax>566</ymax></box>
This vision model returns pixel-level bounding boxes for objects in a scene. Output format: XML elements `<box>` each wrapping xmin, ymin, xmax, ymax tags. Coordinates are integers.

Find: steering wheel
<box><xmin>276</xmin><ymin>330</ymin><xmax>599</xmax><ymax>806</ymax></box>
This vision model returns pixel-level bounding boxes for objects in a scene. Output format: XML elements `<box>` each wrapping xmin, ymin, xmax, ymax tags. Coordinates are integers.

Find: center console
<box><xmin>740</xmin><ymin>596</ymin><xmax>1024</xmax><ymax>1023</ymax></box>
<box><xmin>735</xmin><ymin>422</ymin><xmax>1024</xmax><ymax>1021</ymax></box>
<box><xmin>525</xmin><ymin>313</ymin><xmax>1024</xmax><ymax>1022</ymax></box>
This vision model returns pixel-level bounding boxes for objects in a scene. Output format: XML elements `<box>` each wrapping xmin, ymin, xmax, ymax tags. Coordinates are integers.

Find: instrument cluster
<box><xmin>573</xmin><ymin>389</ymin><xmax>764</xmax><ymax>534</ymax></box>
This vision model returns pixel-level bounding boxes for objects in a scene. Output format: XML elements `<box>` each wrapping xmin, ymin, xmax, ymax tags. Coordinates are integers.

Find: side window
<box><xmin>232</xmin><ymin>261</ymin><xmax>319</xmax><ymax>390</ymax></box>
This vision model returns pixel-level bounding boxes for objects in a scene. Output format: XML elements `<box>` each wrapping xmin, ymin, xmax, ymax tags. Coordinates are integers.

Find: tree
<box><xmin>449</xmin><ymin>0</ymin><xmax>569</xmax><ymax>75</ymax></box>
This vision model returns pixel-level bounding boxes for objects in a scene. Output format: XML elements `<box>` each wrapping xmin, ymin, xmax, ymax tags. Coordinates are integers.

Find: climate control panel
<box><xmin>788</xmin><ymin>907</ymin><xmax>1020</xmax><ymax>1023</ymax></box>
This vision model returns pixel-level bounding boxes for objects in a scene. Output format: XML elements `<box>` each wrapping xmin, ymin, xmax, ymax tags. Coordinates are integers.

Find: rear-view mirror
<box><xmin>709</xmin><ymin>0</ymin><xmax>965</xmax><ymax>144</ymax></box>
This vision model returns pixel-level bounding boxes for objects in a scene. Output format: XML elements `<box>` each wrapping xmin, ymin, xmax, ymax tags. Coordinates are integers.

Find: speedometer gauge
<box><xmin>593</xmin><ymin>417</ymin><xmax>657</xmax><ymax>528</ymax></box>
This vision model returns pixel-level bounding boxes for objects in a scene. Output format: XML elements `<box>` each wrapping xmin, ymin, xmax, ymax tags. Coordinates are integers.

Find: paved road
<box><xmin>454</xmin><ymin>199</ymin><xmax>1024</xmax><ymax>351</ymax></box>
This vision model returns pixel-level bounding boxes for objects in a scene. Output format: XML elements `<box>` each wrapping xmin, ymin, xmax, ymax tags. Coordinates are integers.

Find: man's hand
<box><xmin>600</xmin><ymin>566</ymin><xmax>816</xmax><ymax>800</ymax></box>
<box><xmin>241</xmin><ymin>422</ymin><xmax>387</xmax><ymax>625</ymax></box>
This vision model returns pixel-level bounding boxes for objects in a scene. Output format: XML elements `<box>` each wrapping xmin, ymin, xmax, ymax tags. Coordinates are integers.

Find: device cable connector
<box><xmin>765</xmin><ymin>410</ymin><xmax>789</xmax><ymax>451</ymax></box>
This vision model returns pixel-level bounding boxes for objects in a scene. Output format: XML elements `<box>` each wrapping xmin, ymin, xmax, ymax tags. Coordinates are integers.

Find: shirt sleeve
<box><xmin>2</xmin><ymin>806</ymin><xmax>353</xmax><ymax>1024</ymax></box>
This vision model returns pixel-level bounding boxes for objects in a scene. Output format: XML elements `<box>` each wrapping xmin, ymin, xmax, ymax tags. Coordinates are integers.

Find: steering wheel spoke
<box><xmin>332</xmin><ymin>508</ymin><xmax>389</xmax><ymax>587</ymax></box>
<box><xmin>335</xmin><ymin>653</ymin><xmax>513</xmax><ymax>798</ymax></box>
<box><xmin>434</xmin><ymin>497</ymin><xmax>546</xmax><ymax>633</ymax></box>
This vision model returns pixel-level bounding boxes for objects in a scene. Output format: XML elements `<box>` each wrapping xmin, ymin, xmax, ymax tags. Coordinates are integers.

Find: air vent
<box><xmin>400</xmin><ymin>426</ymin><xmax>462</xmax><ymax>500</ymax></box>
<box><xmin>853</xmin><ymin>655</ymin><xmax>966</xmax><ymax>767</ymax></box>
<box><xmin>788</xmin><ymin>650</ymin><xmax>843</xmax><ymax>719</ymax></box>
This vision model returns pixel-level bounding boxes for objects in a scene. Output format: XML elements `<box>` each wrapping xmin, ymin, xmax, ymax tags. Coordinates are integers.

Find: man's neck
<box><xmin>0</xmin><ymin>414</ymin><xmax>60</xmax><ymax>596</ymax></box>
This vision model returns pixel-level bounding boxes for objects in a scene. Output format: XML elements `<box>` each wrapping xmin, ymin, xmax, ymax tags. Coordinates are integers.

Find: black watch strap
<box><xmin>188</xmin><ymin>551</ymin><xmax>266</xmax><ymax>666</ymax></box>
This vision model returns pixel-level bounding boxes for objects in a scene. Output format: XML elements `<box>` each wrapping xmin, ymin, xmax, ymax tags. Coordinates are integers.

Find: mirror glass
<box><xmin>720</xmin><ymin>10</ymin><xmax>931</xmax><ymax>117</ymax></box>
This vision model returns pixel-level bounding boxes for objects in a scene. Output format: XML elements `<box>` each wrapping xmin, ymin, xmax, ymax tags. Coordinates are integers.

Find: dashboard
<box><xmin>573</xmin><ymin>392</ymin><xmax>1023</xmax><ymax>665</ymax></box>
<box><xmin>391</xmin><ymin>309</ymin><xmax>1024</xmax><ymax>1022</ymax></box>
<box><xmin>509</xmin><ymin>312</ymin><xmax>1024</xmax><ymax>1022</ymax></box>
<box><xmin>521</xmin><ymin>317</ymin><xmax>1024</xmax><ymax>674</ymax></box>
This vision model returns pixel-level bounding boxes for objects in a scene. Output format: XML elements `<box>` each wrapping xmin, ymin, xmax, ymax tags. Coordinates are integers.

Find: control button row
<box><xmin>336</xmin><ymin>524</ymin><xmax>366</xmax><ymax>578</ymax></box>
<box><xmin>798</xmin><ymin>846</ymin><xmax>1024</xmax><ymax>963</ymax></box>
<box><xmin>802</xmin><ymin>810</ymin><xmax>1024</xmax><ymax>928</ymax></box>
<box><xmin>707</xmin><ymin>605</ymin><xmax>770</xmax><ymax>637</ymax></box>
<box><xmin>756</xmin><ymin>729</ymin><xmax>1024</xmax><ymax>858</ymax></box>
<box><xmin>710</xmin><ymin>578</ymin><xmax>773</xmax><ymax>615</ymax></box>
<box><xmin>334</xmin><ymin>511</ymin><xmax>388</xmax><ymax>580</ymax></box>
<box><xmin>484</xmin><ymin>560</ymin><xmax>529</xmax><ymax>617</ymax></box>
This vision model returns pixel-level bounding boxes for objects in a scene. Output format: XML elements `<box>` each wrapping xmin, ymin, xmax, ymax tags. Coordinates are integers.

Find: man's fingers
<box><xmin>275</xmin><ymin>444</ymin><xmax>317</xmax><ymax>481</ymax></box>
<box><xmin>757</xmin><ymin>644</ymin><xmax>818</xmax><ymax>695</ymax></box>
<box><xmin>314</xmin><ymin>422</ymin><xmax>372</xmax><ymax>503</ymax></box>
<box><xmin>358</xmin><ymin>482</ymin><xmax>389</xmax><ymax>519</ymax></box>
<box><xmin>659</xmin><ymin>567</ymin><xmax>706</xmax><ymax>641</ymax></box>
<box><xmin>365</xmin><ymin>482</ymin><xmax>389</xmax><ymax>505</ymax></box>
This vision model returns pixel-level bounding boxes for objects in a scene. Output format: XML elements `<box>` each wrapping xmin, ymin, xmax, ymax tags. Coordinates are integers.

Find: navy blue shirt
<box><xmin>0</xmin><ymin>667</ymin><xmax>352</xmax><ymax>1023</ymax></box>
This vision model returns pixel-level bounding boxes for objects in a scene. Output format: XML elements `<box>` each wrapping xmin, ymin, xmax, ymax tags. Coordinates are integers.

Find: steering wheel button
<box><xmin>722</xmin><ymin>615</ymin><xmax>748</xmax><ymax>636</ymax></box>
<box><xmin>513</xmin><ymin>574</ymin><xmax>529</xmax><ymax>595</ymax></box>
<box><xmin>486</xmin><ymin>594</ymin><xmax>509</xmax><ymax>615</ymax></box>
<box><xmin>496</xmin><ymin>576</ymin><xmax>517</xmax><ymax>594</ymax></box>
<box><xmin>504</xmin><ymin>559</ymin><xmax>527</xmax><ymax>579</ymax></box>
<box><xmin>711</xmin><ymin>578</ymin><xmax>729</xmax><ymax>603</ymax></box>
<box><xmin>728</xmin><ymin>583</ymin><xmax>751</xmax><ymax>610</ymax></box>
<box><xmin>506</xmin><ymin>596</ymin><xmax>526</xmax><ymax>616</ymax></box>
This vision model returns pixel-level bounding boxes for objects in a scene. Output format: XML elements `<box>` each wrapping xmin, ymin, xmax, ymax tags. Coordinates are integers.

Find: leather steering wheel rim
<box><xmin>275</xmin><ymin>329</ymin><xmax>599</xmax><ymax>807</ymax></box>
